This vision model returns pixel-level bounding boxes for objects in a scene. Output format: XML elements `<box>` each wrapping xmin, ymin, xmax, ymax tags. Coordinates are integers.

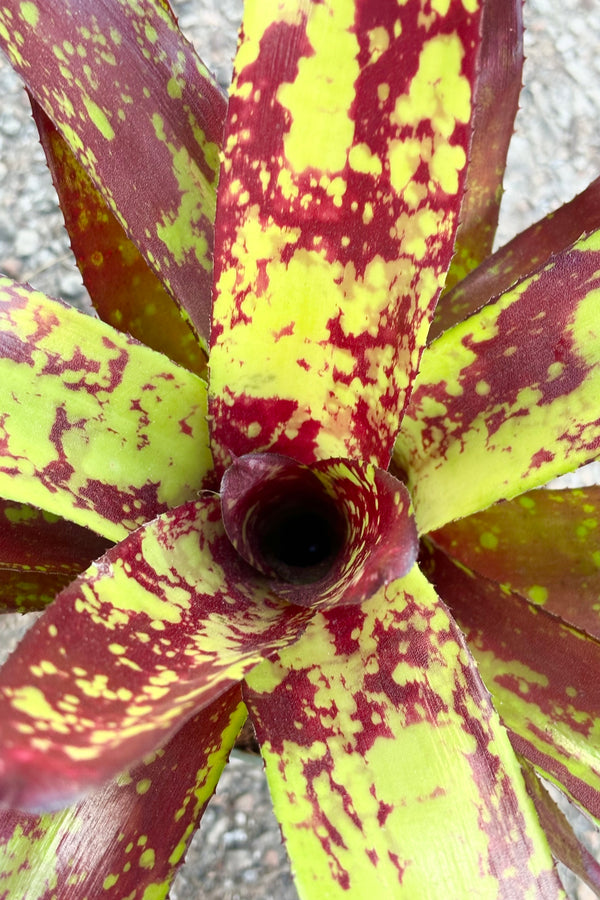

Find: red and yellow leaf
<box><xmin>209</xmin><ymin>0</ymin><xmax>482</xmax><ymax>473</ymax></box>
<box><xmin>32</xmin><ymin>102</ymin><xmax>207</xmax><ymax>377</ymax></box>
<box><xmin>423</xmin><ymin>541</ymin><xmax>600</xmax><ymax>822</ymax></box>
<box><xmin>432</xmin><ymin>176</ymin><xmax>600</xmax><ymax>340</ymax></box>
<box><xmin>244</xmin><ymin>566</ymin><xmax>561</xmax><ymax>898</ymax></box>
<box><xmin>520</xmin><ymin>759</ymin><xmax>600</xmax><ymax>896</ymax></box>
<box><xmin>0</xmin><ymin>686</ymin><xmax>246</xmax><ymax>899</ymax></box>
<box><xmin>0</xmin><ymin>495</ymin><xmax>311</xmax><ymax>811</ymax></box>
<box><xmin>0</xmin><ymin>499</ymin><xmax>109</xmax><ymax>613</ymax></box>
<box><xmin>443</xmin><ymin>0</ymin><xmax>523</xmax><ymax>294</ymax></box>
<box><xmin>431</xmin><ymin>486</ymin><xmax>600</xmax><ymax>639</ymax></box>
<box><xmin>0</xmin><ymin>0</ymin><xmax>226</xmax><ymax>347</ymax></box>
<box><xmin>0</xmin><ymin>281</ymin><xmax>212</xmax><ymax>541</ymax></box>
<box><xmin>395</xmin><ymin>230</ymin><xmax>600</xmax><ymax>534</ymax></box>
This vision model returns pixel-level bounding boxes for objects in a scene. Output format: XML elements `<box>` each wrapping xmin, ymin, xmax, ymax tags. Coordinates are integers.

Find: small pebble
<box><xmin>0</xmin><ymin>113</ymin><xmax>22</xmax><ymax>137</ymax></box>
<box><xmin>14</xmin><ymin>227</ymin><xmax>41</xmax><ymax>258</ymax></box>
<box><xmin>58</xmin><ymin>270</ymin><xmax>84</xmax><ymax>298</ymax></box>
<box><xmin>223</xmin><ymin>828</ymin><xmax>248</xmax><ymax>849</ymax></box>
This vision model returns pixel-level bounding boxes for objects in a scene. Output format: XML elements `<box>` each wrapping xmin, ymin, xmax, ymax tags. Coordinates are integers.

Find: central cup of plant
<box><xmin>221</xmin><ymin>452</ymin><xmax>419</xmax><ymax>608</ymax></box>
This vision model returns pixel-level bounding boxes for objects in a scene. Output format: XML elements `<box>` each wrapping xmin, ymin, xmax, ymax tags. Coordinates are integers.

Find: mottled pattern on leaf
<box><xmin>33</xmin><ymin>102</ymin><xmax>207</xmax><ymax>376</ymax></box>
<box><xmin>0</xmin><ymin>281</ymin><xmax>211</xmax><ymax>541</ymax></box>
<box><xmin>395</xmin><ymin>231</ymin><xmax>600</xmax><ymax>533</ymax></box>
<box><xmin>0</xmin><ymin>0</ymin><xmax>226</xmax><ymax>343</ymax></box>
<box><xmin>245</xmin><ymin>566</ymin><xmax>560</xmax><ymax>898</ymax></box>
<box><xmin>0</xmin><ymin>687</ymin><xmax>246</xmax><ymax>899</ymax></box>
<box><xmin>0</xmin><ymin>496</ymin><xmax>310</xmax><ymax>810</ymax></box>
<box><xmin>209</xmin><ymin>0</ymin><xmax>482</xmax><ymax>472</ymax></box>
<box><xmin>432</xmin><ymin>176</ymin><xmax>600</xmax><ymax>340</ymax></box>
<box><xmin>443</xmin><ymin>0</ymin><xmax>523</xmax><ymax>294</ymax></box>
<box><xmin>431</xmin><ymin>486</ymin><xmax>600</xmax><ymax>638</ymax></box>
<box><xmin>423</xmin><ymin>541</ymin><xmax>600</xmax><ymax>822</ymax></box>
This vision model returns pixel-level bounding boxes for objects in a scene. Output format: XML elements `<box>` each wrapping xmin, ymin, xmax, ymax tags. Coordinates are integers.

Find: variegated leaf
<box><xmin>0</xmin><ymin>281</ymin><xmax>212</xmax><ymax>542</ymax></box>
<box><xmin>244</xmin><ymin>566</ymin><xmax>561</xmax><ymax>898</ymax></box>
<box><xmin>443</xmin><ymin>0</ymin><xmax>523</xmax><ymax>293</ymax></box>
<box><xmin>220</xmin><ymin>452</ymin><xmax>417</xmax><ymax>608</ymax></box>
<box><xmin>0</xmin><ymin>571</ymin><xmax>62</xmax><ymax>616</ymax></box>
<box><xmin>431</xmin><ymin>486</ymin><xmax>600</xmax><ymax>639</ymax></box>
<box><xmin>0</xmin><ymin>0</ymin><xmax>226</xmax><ymax>347</ymax></box>
<box><xmin>0</xmin><ymin>499</ymin><xmax>109</xmax><ymax>613</ymax></box>
<box><xmin>0</xmin><ymin>495</ymin><xmax>311</xmax><ymax>811</ymax></box>
<box><xmin>520</xmin><ymin>758</ymin><xmax>600</xmax><ymax>896</ymax></box>
<box><xmin>32</xmin><ymin>101</ymin><xmax>207</xmax><ymax>377</ymax></box>
<box><xmin>395</xmin><ymin>230</ymin><xmax>600</xmax><ymax>534</ymax></box>
<box><xmin>432</xmin><ymin>176</ymin><xmax>600</xmax><ymax>340</ymax></box>
<box><xmin>0</xmin><ymin>686</ymin><xmax>246</xmax><ymax>898</ymax></box>
<box><xmin>422</xmin><ymin>541</ymin><xmax>600</xmax><ymax>822</ymax></box>
<box><xmin>209</xmin><ymin>0</ymin><xmax>482</xmax><ymax>473</ymax></box>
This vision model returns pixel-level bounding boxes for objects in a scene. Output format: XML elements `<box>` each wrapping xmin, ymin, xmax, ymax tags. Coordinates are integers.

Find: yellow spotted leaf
<box><xmin>209</xmin><ymin>0</ymin><xmax>483</xmax><ymax>472</ymax></box>
<box><xmin>395</xmin><ymin>230</ymin><xmax>600</xmax><ymax>534</ymax></box>
<box><xmin>431</xmin><ymin>486</ymin><xmax>600</xmax><ymax>639</ymax></box>
<box><xmin>433</xmin><ymin>176</ymin><xmax>600</xmax><ymax>340</ymax></box>
<box><xmin>442</xmin><ymin>0</ymin><xmax>523</xmax><ymax>294</ymax></box>
<box><xmin>423</xmin><ymin>541</ymin><xmax>600</xmax><ymax>824</ymax></box>
<box><xmin>32</xmin><ymin>101</ymin><xmax>207</xmax><ymax>377</ymax></box>
<box><xmin>0</xmin><ymin>495</ymin><xmax>311</xmax><ymax>811</ymax></box>
<box><xmin>0</xmin><ymin>687</ymin><xmax>246</xmax><ymax>898</ymax></box>
<box><xmin>244</xmin><ymin>566</ymin><xmax>562</xmax><ymax>898</ymax></box>
<box><xmin>0</xmin><ymin>0</ymin><xmax>226</xmax><ymax>347</ymax></box>
<box><xmin>0</xmin><ymin>499</ymin><xmax>109</xmax><ymax>613</ymax></box>
<box><xmin>0</xmin><ymin>280</ymin><xmax>212</xmax><ymax>542</ymax></box>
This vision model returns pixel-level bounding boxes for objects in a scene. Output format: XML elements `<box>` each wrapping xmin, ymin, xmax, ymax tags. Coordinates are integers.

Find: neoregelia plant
<box><xmin>0</xmin><ymin>0</ymin><xmax>599</xmax><ymax>896</ymax></box>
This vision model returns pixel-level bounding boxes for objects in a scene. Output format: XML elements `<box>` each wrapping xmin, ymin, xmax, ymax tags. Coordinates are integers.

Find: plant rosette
<box><xmin>0</xmin><ymin>1</ymin><xmax>600</xmax><ymax>898</ymax></box>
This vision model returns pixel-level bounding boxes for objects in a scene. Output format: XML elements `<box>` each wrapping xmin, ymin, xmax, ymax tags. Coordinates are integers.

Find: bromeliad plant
<box><xmin>1</xmin><ymin>0</ymin><xmax>600</xmax><ymax>896</ymax></box>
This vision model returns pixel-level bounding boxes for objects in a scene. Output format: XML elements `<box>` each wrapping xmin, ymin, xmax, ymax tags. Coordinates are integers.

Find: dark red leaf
<box><xmin>443</xmin><ymin>0</ymin><xmax>523</xmax><ymax>294</ymax></box>
<box><xmin>0</xmin><ymin>499</ymin><xmax>110</xmax><ymax>613</ymax></box>
<box><xmin>432</xmin><ymin>176</ymin><xmax>600</xmax><ymax>340</ymax></box>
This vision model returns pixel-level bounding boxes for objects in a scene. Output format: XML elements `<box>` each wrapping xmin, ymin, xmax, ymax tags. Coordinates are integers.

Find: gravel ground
<box><xmin>1</xmin><ymin>1</ymin><xmax>600</xmax><ymax>898</ymax></box>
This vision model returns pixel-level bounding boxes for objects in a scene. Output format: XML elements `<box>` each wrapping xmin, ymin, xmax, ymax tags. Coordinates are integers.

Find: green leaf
<box><xmin>422</xmin><ymin>540</ymin><xmax>600</xmax><ymax>823</ymax></box>
<box><xmin>0</xmin><ymin>499</ymin><xmax>109</xmax><ymax>613</ymax></box>
<box><xmin>442</xmin><ymin>0</ymin><xmax>523</xmax><ymax>294</ymax></box>
<box><xmin>209</xmin><ymin>0</ymin><xmax>483</xmax><ymax>473</ymax></box>
<box><xmin>0</xmin><ymin>0</ymin><xmax>226</xmax><ymax>348</ymax></box>
<box><xmin>244</xmin><ymin>565</ymin><xmax>561</xmax><ymax>898</ymax></box>
<box><xmin>430</xmin><ymin>486</ymin><xmax>600</xmax><ymax>639</ymax></box>
<box><xmin>31</xmin><ymin>101</ymin><xmax>208</xmax><ymax>377</ymax></box>
<box><xmin>431</xmin><ymin>175</ymin><xmax>600</xmax><ymax>341</ymax></box>
<box><xmin>0</xmin><ymin>570</ymin><xmax>63</xmax><ymax>616</ymax></box>
<box><xmin>0</xmin><ymin>686</ymin><xmax>246</xmax><ymax>898</ymax></box>
<box><xmin>0</xmin><ymin>495</ymin><xmax>311</xmax><ymax>811</ymax></box>
<box><xmin>395</xmin><ymin>229</ymin><xmax>600</xmax><ymax>534</ymax></box>
<box><xmin>0</xmin><ymin>281</ymin><xmax>212</xmax><ymax>542</ymax></box>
